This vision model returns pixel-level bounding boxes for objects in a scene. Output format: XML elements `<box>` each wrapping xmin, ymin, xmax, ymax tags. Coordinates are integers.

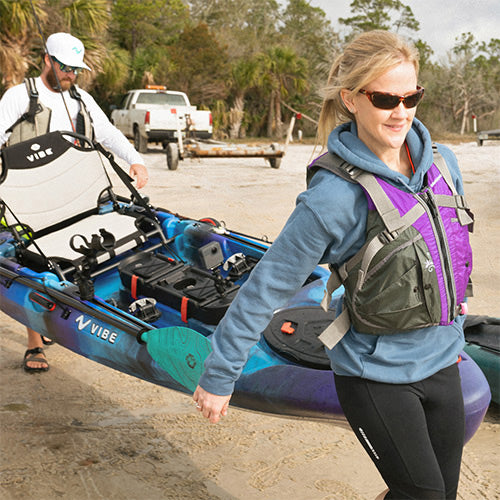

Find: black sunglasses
<box><xmin>51</xmin><ymin>56</ymin><xmax>80</xmax><ymax>75</ymax></box>
<box><xmin>359</xmin><ymin>86</ymin><xmax>424</xmax><ymax>110</ymax></box>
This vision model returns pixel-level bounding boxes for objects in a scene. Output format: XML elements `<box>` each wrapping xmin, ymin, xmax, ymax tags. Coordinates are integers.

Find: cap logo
<box><xmin>72</xmin><ymin>46</ymin><xmax>82</xmax><ymax>54</ymax></box>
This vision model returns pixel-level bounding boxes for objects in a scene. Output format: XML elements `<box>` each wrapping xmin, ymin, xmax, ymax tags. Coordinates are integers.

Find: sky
<box><xmin>309</xmin><ymin>0</ymin><xmax>500</xmax><ymax>60</ymax></box>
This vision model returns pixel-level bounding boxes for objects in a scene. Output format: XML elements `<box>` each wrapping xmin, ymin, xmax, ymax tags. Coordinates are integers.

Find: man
<box><xmin>0</xmin><ymin>32</ymin><xmax>149</xmax><ymax>372</ymax></box>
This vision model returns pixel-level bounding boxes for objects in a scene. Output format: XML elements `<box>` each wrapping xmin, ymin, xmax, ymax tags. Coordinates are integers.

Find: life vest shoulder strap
<box><xmin>308</xmin><ymin>152</ymin><xmax>421</xmax><ymax>234</ymax></box>
<box><xmin>431</xmin><ymin>145</ymin><xmax>474</xmax><ymax>229</ymax></box>
<box><xmin>5</xmin><ymin>78</ymin><xmax>41</xmax><ymax>134</ymax></box>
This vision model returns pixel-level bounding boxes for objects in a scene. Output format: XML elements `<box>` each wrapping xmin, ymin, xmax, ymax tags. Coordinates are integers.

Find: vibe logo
<box><xmin>75</xmin><ymin>314</ymin><xmax>118</xmax><ymax>344</ymax></box>
<box><xmin>26</xmin><ymin>143</ymin><xmax>53</xmax><ymax>162</ymax></box>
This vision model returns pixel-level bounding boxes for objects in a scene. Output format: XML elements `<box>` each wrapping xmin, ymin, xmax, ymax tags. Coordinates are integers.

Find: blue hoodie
<box><xmin>198</xmin><ymin>118</ymin><xmax>466</xmax><ymax>396</ymax></box>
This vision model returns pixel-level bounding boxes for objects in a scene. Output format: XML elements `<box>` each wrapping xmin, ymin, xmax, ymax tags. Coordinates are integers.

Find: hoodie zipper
<box><xmin>416</xmin><ymin>188</ymin><xmax>456</xmax><ymax>322</ymax></box>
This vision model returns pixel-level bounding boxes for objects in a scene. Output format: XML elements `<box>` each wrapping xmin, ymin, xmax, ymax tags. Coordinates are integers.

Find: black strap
<box><xmin>25</xmin><ymin>77</ymin><xmax>39</xmax><ymax>124</ymax></box>
<box><xmin>69</xmin><ymin>85</ymin><xmax>95</xmax><ymax>140</ymax></box>
<box><xmin>306</xmin><ymin>152</ymin><xmax>358</xmax><ymax>187</ymax></box>
<box><xmin>93</xmin><ymin>142</ymin><xmax>158</xmax><ymax>222</ymax></box>
<box><xmin>5</xmin><ymin>79</ymin><xmax>40</xmax><ymax>133</ymax></box>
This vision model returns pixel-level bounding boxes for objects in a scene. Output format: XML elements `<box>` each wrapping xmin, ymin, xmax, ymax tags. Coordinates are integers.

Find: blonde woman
<box><xmin>194</xmin><ymin>31</ymin><xmax>472</xmax><ymax>499</ymax></box>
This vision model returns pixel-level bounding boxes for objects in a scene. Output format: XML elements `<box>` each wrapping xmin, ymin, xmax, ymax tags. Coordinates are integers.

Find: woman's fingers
<box><xmin>193</xmin><ymin>385</ymin><xmax>232</xmax><ymax>423</ymax></box>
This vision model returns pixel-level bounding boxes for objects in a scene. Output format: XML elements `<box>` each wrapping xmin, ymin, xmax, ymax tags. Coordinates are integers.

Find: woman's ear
<box><xmin>340</xmin><ymin>89</ymin><xmax>356</xmax><ymax>114</ymax></box>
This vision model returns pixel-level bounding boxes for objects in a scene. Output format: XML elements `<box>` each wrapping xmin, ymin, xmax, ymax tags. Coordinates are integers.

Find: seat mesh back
<box><xmin>0</xmin><ymin>132</ymin><xmax>112</xmax><ymax>232</ymax></box>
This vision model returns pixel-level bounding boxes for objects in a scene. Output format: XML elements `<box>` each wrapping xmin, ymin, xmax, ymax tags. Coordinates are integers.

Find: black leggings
<box><xmin>334</xmin><ymin>363</ymin><xmax>465</xmax><ymax>500</ymax></box>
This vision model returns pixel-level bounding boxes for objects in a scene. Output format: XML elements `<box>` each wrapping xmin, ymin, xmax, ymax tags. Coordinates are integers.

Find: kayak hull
<box><xmin>0</xmin><ymin>208</ymin><xmax>492</xmax><ymax>444</ymax></box>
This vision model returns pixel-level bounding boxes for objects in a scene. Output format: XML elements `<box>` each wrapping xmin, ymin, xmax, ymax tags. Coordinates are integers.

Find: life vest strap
<box><xmin>318</xmin><ymin>308</ymin><xmax>350</xmax><ymax>349</ymax></box>
<box><xmin>434</xmin><ymin>194</ymin><xmax>474</xmax><ymax>227</ymax></box>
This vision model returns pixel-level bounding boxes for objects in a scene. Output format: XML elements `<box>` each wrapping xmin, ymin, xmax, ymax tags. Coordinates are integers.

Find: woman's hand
<box><xmin>193</xmin><ymin>385</ymin><xmax>231</xmax><ymax>424</ymax></box>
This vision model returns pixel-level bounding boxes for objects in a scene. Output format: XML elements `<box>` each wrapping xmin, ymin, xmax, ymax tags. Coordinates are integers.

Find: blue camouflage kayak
<box><xmin>0</xmin><ymin>131</ymin><xmax>491</xmax><ymax>443</ymax></box>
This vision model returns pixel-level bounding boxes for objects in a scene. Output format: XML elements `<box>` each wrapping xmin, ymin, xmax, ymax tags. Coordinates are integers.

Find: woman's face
<box><xmin>341</xmin><ymin>61</ymin><xmax>419</xmax><ymax>158</ymax></box>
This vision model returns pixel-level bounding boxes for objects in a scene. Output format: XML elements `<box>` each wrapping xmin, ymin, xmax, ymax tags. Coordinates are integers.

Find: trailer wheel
<box><xmin>134</xmin><ymin>126</ymin><xmax>148</xmax><ymax>154</ymax></box>
<box><xmin>269</xmin><ymin>142</ymin><xmax>281</xmax><ymax>168</ymax></box>
<box><xmin>268</xmin><ymin>157</ymin><xmax>281</xmax><ymax>169</ymax></box>
<box><xmin>166</xmin><ymin>142</ymin><xmax>179</xmax><ymax>170</ymax></box>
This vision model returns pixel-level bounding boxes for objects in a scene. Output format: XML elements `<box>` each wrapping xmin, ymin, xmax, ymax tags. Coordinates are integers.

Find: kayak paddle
<box><xmin>140</xmin><ymin>326</ymin><xmax>212</xmax><ymax>393</ymax></box>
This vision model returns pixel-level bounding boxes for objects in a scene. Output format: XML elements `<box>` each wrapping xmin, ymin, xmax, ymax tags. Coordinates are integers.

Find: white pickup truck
<box><xmin>110</xmin><ymin>86</ymin><xmax>213</xmax><ymax>153</ymax></box>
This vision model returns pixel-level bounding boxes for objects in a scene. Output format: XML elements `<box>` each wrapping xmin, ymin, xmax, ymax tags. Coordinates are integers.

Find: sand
<box><xmin>1</xmin><ymin>140</ymin><xmax>499</xmax><ymax>500</ymax></box>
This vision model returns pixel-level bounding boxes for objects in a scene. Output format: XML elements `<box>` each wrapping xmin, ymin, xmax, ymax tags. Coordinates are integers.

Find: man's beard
<box><xmin>46</xmin><ymin>70</ymin><xmax>73</xmax><ymax>91</ymax></box>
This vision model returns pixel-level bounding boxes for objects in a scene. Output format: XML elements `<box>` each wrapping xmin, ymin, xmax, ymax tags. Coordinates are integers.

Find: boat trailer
<box><xmin>162</xmin><ymin>111</ymin><xmax>303</xmax><ymax>170</ymax></box>
<box><xmin>165</xmin><ymin>138</ymin><xmax>284</xmax><ymax>170</ymax></box>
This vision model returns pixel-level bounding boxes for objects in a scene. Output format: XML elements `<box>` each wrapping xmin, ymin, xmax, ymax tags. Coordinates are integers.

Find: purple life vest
<box><xmin>307</xmin><ymin>149</ymin><xmax>474</xmax><ymax>348</ymax></box>
<box><xmin>364</xmin><ymin>162</ymin><xmax>473</xmax><ymax>326</ymax></box>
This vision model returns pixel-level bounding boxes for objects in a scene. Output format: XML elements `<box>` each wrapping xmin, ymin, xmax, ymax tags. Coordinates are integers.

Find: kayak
<box><xmin>464</xmin><ymin>316</ymin><xmax>500</xmax><ymax>405</ymax></box>
<box><xmin>0</xmin><ymin>131</ymin><xmax>491</xmax><ymax>444</ymax></box>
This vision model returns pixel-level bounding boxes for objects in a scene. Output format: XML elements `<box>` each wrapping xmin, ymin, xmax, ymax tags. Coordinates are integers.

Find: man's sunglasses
<box><xmin>359</xmin><ymin>86</ymin><xmax>424</xmax><ymax>110</ymax></box>
<box><xmin>51</xmin><ymin>56</ymin><xmax>80</xmax><ymax>75</ymax></box>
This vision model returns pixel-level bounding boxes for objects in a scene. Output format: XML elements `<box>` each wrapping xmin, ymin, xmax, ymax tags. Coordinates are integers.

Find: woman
<box><xmin>193</xmin><ymin>31</ymin><xmax>472</xmax><ymax>499</ymax></box>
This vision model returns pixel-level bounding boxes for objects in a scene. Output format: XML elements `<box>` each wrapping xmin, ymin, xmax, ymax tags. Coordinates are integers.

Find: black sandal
<box><xmin>40</xmin><ymin>334</ymin><xmax>55</xmax><ymax>346</ymax></box>
<box><xmin>23</xmin><ymin>347</ymin><xmax>49</xmax><ymax>373</ymax></box>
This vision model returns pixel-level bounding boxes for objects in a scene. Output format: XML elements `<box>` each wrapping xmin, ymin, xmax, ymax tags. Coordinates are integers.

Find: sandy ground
<box><xmin>1</xmin><ymin>140</ymin><xmax>499</xmax><ymax>500</ymax></box>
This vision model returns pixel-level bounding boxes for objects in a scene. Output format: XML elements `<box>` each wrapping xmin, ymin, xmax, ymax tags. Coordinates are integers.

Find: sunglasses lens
<box><xmin>371</xmin><ymin>93</ymin><xmax>400</xmax><ymax>109</ymax></box>
<box><xmin>369</xmin><ymin>89</ymin><xmax>423</xmax><ymax>109</ymax></box>
<box><xmin>403</xmin><ymin>90</ymin><xmax>423</xmax><ymax>108</ymax></box>
<box><xmin>52</xmin><ymin>57</ymin><xmax>79</xmax><ymax>74</ymax></box>
<box><xmin>62</xmin><ymin>64</ymin><xmax>79</xmax><ymax>74</ymax></box>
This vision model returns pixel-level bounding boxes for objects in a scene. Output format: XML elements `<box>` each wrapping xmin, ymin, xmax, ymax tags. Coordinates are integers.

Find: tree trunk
<box><xmin>229</xmin><ymin>93</ymin><xmax>245</xmax><ymax>139</ymax></box>
<box><xmin>274</xmin><ymin>90</ymin><xmax>282</xmax><ymax>138</ymax></box>
<box><xmin>267</xmin><ymin>92</ymin><xmax>275</xmax><ymax>138</ymax></box>
<box><xmin>460</xmin><ymin>97</ymin><xmax>470</xmax><ymax>135</ymax></box>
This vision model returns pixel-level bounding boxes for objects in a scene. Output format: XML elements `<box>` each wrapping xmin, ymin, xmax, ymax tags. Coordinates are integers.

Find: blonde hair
<box><xmin>317</xmin><ymin>31</ymin><xmax>420</xmax><ymax>147</ymax></box>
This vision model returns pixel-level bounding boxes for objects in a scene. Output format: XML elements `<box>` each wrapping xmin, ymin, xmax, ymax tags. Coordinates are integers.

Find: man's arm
<box><xmin>78</xmin><ymin>89</ymin><xmax>149</xmax><ymax>187</ymax></box>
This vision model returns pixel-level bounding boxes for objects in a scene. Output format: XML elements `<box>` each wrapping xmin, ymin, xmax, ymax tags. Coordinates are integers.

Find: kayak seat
<box><xmin>0</xmin><ymin>131</ymin><xmax>160</xmax><ymax>278</ymax></box>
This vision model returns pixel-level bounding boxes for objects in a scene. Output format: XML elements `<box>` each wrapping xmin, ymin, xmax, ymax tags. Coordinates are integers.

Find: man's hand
<box><xmin>193</xmin><ymin>385</ymin><xmax>232</xmax><ymax>424</ymax></box>
<box><xmin>129</xmin><ymin>163</ymin><xmax>148</xmax><ymax>189</ymax></box>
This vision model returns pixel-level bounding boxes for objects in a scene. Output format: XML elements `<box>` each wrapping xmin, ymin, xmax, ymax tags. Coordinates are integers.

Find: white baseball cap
<box><xmin>45</xmin><ymin>32</ymin><xmax>91</xmax><ymax>70</ymax></box>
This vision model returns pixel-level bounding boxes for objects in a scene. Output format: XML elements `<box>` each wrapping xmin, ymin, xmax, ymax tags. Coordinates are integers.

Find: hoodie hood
<box><xmin>327</xmin><ymin>118</ymin><xmax>434</xmax><ymax>192</ymax></box>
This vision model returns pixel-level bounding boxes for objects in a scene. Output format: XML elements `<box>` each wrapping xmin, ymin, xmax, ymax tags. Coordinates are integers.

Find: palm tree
<box><xmin>0</xmin><ymin>0</ymin><xmax>110</xmax><ymax>92</ymax></box>
<box><xmin>0</xmin><ymin>0</ymin><xmax>47</xmax><ymax>89</ymax></box>
<box><xmin>258</xmin><ymin>46</ymin><xmax>308</xmax><ymax>138</ymax></box>
<box><xmin>228</xmin><ymin>58</ymin><xmax>261</xmax><ymax>138</ymax></box>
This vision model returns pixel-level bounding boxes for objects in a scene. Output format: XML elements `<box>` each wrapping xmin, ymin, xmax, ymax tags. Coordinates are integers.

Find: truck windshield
<box><xmin>136</xmin><ymin>93</ymin><xmax>187</xmax><ymax>106</ymax></box>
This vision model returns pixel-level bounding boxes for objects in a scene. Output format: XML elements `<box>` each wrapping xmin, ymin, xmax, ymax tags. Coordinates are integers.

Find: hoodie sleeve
<box><xmin>198</xmin><ymin>171</ymin><xmax>368</xmax><ymax>395</ymax></box>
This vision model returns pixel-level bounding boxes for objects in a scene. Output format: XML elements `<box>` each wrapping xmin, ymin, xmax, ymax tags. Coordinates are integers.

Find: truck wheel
<box><xmin>166</xmin><ymin>143</ymin><xmax>179</xmax><ymax>170</ymax></box>
<box><xmin>134</xmin><ymin>127</ymin><xmax>148</xmax><ymax>154</ymax></box>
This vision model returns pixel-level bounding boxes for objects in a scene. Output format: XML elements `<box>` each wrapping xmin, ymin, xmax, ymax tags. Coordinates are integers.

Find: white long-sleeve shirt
<box><xmin>0</xmin><ymin>77</ymin><xmax>143</xmax><ymax>166</ymax></box>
